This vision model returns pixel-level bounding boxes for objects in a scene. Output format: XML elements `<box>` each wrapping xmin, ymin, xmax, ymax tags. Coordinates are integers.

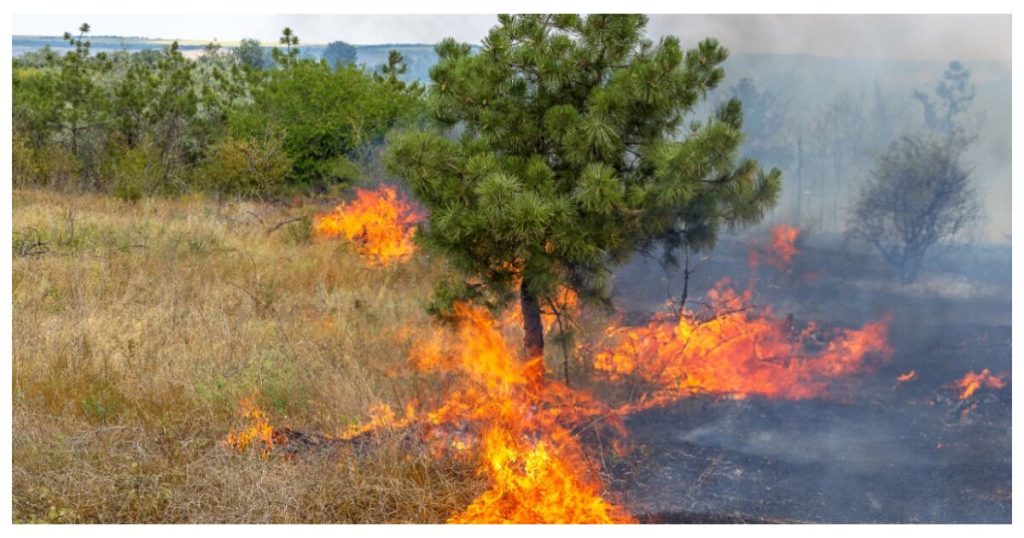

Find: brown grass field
<box><xmin>11</xmin><ymin>188</ymin><xmax>487</xmax><ymax>523</ymax></box>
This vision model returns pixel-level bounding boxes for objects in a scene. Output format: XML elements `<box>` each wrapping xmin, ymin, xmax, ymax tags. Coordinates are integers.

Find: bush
<box><xmin>102</xmin><ymin>138</ymin><xmax>166</xmax><ymax>201</ymax></box>
<box><xmin>198</xmin><ymin>130</ymin><xmax>293</xmax><ymax>198</ymax></box>
<box><xmin>12</xmin><ymin>132</ymin><xmax>80</xmax><ymax>189</ymax></box>
<box><xmin>229</xmin><ymin>61</ymin><xmax>421</xmax><ymax>190</ymax></box>
<box><xmin>848</xmin><ymin>135</ymin><xmax>980</xmax><ymax>282</ymax></box>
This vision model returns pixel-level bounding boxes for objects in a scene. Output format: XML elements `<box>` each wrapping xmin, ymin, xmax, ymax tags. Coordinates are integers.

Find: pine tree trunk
<box><xmin>520</xmin><ymin>279</ymin><xmax>544</xmax><ymax>359</ymax></box>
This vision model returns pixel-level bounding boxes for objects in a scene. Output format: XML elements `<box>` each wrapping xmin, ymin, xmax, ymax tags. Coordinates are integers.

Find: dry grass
<box><xmin>12</xmin><ymin>188</ymin><xmax>484</xmax><ymax>523</ymax></box>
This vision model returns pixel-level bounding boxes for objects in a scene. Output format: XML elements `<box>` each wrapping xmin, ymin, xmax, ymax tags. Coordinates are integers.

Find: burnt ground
<box><xmin>607</xmin><ymin>234</ymin><xmax>1012</xmax><ymax>523</ymax></box>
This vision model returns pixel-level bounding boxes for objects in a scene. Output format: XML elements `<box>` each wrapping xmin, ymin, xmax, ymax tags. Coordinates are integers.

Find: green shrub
<box><xmin>229</xmin><ymin>61</ymin><xmax>421</xmax><ymax>190</ymax></box>
<box><xmin>12</xmin><ymin>132</ymin><xmax>80</xmax><ymax>189</ymax></box>
<box><xmin>103</xmin><ymin>138</ymin><xmax>164</xmax><ymax>201</ymax></box>
<box><xmin>198</xmin><ymin>130</ymin><xmax>292</xmax><ymax>198</ymax></box>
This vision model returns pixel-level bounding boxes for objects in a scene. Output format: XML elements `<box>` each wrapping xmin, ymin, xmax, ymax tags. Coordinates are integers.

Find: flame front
<box><xmin>222</xmin><ymin>226</ymin><xmax>899</xmax><ymax>523</ymax></box>
<box><xmin>313</xmin><ymin>185</ymin><xmax>423</xmax><ymax>265</ymax></box>
<box><xmin>953</xmin><ymin>369</ymin><xmax>1007</xmax><ymax>400</ymax></box>
<box><xmin>595</xmin><ymin>278</ymin><xmax>892</xmax><ymax>411</ymax></box>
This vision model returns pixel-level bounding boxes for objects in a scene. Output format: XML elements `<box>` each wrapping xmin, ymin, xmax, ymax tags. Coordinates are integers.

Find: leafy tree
<box><xmin>234</xmin><ymin>38</ymin><xmax>270</xmax><ymax>70</ymax></box>
<box><xmin>13</xmin><ymin>45</ymin><xmax>58</xmax><ymax>68</ymax></box>
<box><xmin>848</xmin><ymin>135</ymin><xmax>979</xmax><ymax>282</ymax></box>
<box><xmin>385</xmin><ymin>14</ymin><xmax>781</xmax><ymax>358</ymax></box>
<box><xmin>231</xmin><ymin>59</ymin><xmax>421</xmax><ymax>190</ymax></box>
<box><xmin>323</xmin><ymin>40</ymin><xmax>358</xmax><ymax>70</ymax></box>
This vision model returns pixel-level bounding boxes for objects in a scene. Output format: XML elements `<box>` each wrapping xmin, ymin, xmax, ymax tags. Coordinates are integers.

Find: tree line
<box><xmin>12</xmin><ymin>24</ymin><xmax>423</xmax><ymax>200</ymax></box>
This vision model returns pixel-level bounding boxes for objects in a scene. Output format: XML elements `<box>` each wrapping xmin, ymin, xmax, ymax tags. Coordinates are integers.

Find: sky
<box><xmin>12</xmin><ymin>14</ymin><xmax>1011</xmax><ymax>63</ymax></box>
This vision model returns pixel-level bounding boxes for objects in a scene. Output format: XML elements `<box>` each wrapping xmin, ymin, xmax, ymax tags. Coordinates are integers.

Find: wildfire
<box><xmin>897</xmin><ymin>370</ymin><xmax>918</xmax><ymax>383</ymax></box>
<box><xmin>504</xmin><ymin>286</ymin><xmax>580</xmax><ymax>334</ymax></box>
<box><xmin>952</xmin><ymin>369</ymin><xmax>1007</xmax><ymax>400</ymax></box>
<box><xmin>749</xmin><ymin>224</ymin><xmax>801</xmax><ymax>270</ymax></box>
<box><xmin>338</xmin><ymin>402</ymin><xmax>417</xmax><ymax>440</ymax></box>
<box><xmin>412</xmin><ymin>303</ymin><xmax>633</xmax><ymax>523</ymax></box>
<box><xmin>223</xmin><ymin>397</ymin><xmax>279</xmax><ymax>458</ymax></box>
<box><xmin>221</xmin><ymin>225</ymin><xmax>899</xmax><ymax>523</ymax></box>
<box><xmin>448</xmin><ymin>428</ymin><xmax>629</xmax><ymax>524</ymax></box>
<box><xmin>594</xmin><ymin>278</ymin><xmax>892</xmax><ymax>411</ymax></box>
<box><xmin>313</xmin><ymin>185</ymin><xmax>423</xmax><ymax>265</ymax></box>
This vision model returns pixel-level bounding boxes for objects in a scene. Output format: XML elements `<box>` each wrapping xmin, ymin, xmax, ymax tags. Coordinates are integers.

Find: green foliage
<box><xmin>230</xmin><ymin>59</ymin><xmax>421</xmax><ymax>190</ymax></box>
<box><xmin>103</xmin><ymin>138</ymin><xmax>164</xmax><ymax>201</ymax></box>
<box><xmin>198</xmin><ymin>130</ymin><xmax>293</xmax><ymax>197</ymax></box>
<box><xmin>13</xmin><ymin>23</ymin><xmax>422</xmax><ymax>199</ymax></box>
<box><xmin>12</xmin><ymin>130</ymin><xmax>79</xmax><ymax>188</ymax></box>
<box><xmin>386</xmin><ymin>14</ymin><xmax>781</xmax><ymax>346</ymax></box>
<box><xmin>324</xmin><ymin>40</ymin><xmax>358</xmax><ymax>70</ymax></box>
<box><xmin>234</xmin><ymin>38</ymin><xmax>270</xmax><ymax>69</ymax></box>
<box><xmin>271</xmin><ymin>27</ymin><xmax>301</xmax><ymax>66</ymax></box>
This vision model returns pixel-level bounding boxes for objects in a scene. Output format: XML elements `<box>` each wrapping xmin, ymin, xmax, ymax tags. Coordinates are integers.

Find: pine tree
<box><xmin>273</xmin><ymin>27</ymin><xmax>300</xmax><ymax>66</ymax></box>
<box><xmin>385</xmin><ymin>14</ymin><xmax>781</xmax><ymax>358</ymax></box>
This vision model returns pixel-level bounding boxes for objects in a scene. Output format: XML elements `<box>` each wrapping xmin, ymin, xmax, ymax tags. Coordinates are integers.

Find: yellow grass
<box><xmin>11</xmin><ymin>188</ymin><xmax>484</xmax><ymax>523</ymax></box>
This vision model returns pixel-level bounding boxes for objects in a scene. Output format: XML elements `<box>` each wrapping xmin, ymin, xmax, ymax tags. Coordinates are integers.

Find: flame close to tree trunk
<box><xmin>224</xmin><ymin>225</ymin><xmax>902</xmax><ymax>523</ymax></box>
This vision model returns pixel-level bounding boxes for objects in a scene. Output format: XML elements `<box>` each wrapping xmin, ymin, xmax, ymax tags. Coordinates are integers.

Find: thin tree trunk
<box><xmin>520</xmin><ymin>278</ymin><xmax>544</xmax><ymax>359</ymax></box>
<box><xmin>796</xmin><ymin>136</ymin><xmax>803</xmax><ymax>225</ymax></box>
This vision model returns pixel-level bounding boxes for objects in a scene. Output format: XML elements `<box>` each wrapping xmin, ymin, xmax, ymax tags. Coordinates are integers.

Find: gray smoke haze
<box><xmin>647</xmin><ymin>15</ymin><xmax>1010</xmax><ymax>63</ymax></box>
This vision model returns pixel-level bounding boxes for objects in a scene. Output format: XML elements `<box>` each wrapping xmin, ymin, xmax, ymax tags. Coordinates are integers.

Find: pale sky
<box><xmin>12</xmin><ymin>14</ymin><xmax>1011</xmax><ymax>63</ymax></box>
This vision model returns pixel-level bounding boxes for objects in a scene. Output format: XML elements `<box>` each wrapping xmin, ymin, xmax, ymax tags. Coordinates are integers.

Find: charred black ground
<box><xmin>607</xmin><ymin>233</ymin><xmax>1011</xmax><ymax>523</ymax></box>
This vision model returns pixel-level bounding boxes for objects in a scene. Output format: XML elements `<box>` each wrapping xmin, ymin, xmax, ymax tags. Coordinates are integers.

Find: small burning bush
<box><xmin>313</xmin><ymin>185</ymin><xmax>424</xmax><ymax>266</ymax></box>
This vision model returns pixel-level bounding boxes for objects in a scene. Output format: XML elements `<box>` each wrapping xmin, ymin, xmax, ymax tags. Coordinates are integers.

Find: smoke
<box><xmin>646</xmin><ymin>15</ymin><xmax>1010</xmax><ymax>63</ymax></box>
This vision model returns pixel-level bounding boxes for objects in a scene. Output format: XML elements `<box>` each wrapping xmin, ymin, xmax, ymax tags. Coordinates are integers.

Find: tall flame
<box><xmin>413</xmin><ymin>304</ymin><xmax>633</xmax><ymax>523</ymax></box>
<box><xmin>313</xmin><ymin>185</ymin><xmax>423</xmax><ymax>265</ymax></box>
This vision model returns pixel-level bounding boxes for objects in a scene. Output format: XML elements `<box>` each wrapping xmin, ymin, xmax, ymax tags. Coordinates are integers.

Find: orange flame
<box><xmin>749</xmin><ymin>224</ymin><xmax>801</xmax><ymax>271</ymax></box>
<box><xmin>313</xmin><ymin>185</ymin><xmax>423</xmax><ymax>265</ymax></box>
<box><xmin>594</xmin><ymin>277</ymin><xmax>892</xmax><ymax>411</ymax></box>
<box><xmin>371</xmin><ymin>303</ymin><xmax>633</xmax><ymax>523</ymax></box>
<box><xmin>504</xmin><ymin>286</ymin><xmax>580</xmax><ymax>334</ymax></box>
<box><xmin>449</xmin><ymin>427</ymin><xmax>630</xmax><ymax>524</ymax></box>
<box><xmin>224</xmin><ymin>225</ymin><xmax>898</xmax><ymax>523</ymax></box>
<box><xmin>339</xmin><ymin>402</ymin><xmax>417</xmax><ymax>440</ymax></box>
<box><xmin>896</xmin><ymin>370</ymin><xmax>917</xmax><ymax>383</ymax></box>
<box><xmin>952</xmin><ymin>369</ymin><xmax>1007</xmax><ymax>400</ymax></box>
<box><xmin>223</xmin><ymin>398</ymin><xmax>279</xmax><ymax>458</ymax></box>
